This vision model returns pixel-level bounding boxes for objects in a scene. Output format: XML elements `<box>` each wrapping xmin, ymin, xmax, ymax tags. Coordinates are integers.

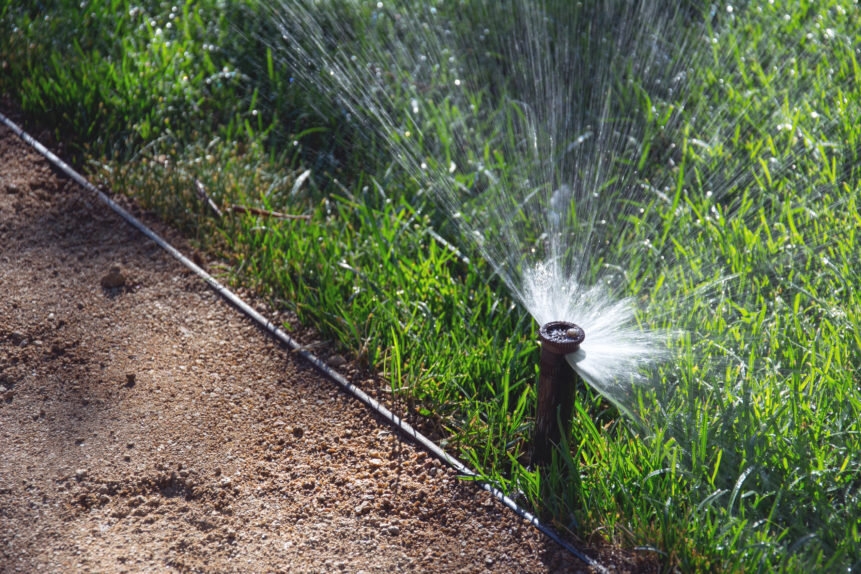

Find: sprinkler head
<box><xmin>532</xmin><ymin>320</ymin><xmax>585</xmax><ymax>467</ymax></box>
<box><xmin>539</xmin><ymin>321</ymin><xmax>585</xmax><ymax>355</ymax></box>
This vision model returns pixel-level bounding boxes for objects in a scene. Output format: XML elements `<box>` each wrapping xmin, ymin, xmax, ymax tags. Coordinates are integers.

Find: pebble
<box><xmin>292</xmin><ymin>426</ymin><xmax>304</xmax><ymax>439</ymax></box>
<box><xmin>100</xmin><ymin>265</ymin><xmax>126</xmax><ymax>289</ymax></box>
<box><xmin>387</xmin><ymin>525</ymin><xmax>400</xmax><ymax>536</ymax></box>
<box><xmin>75</xmin><ymin>469</ymin><xmax>87</xmax><ymax>481</ymax></box>
<box><xmin>327</xmin><ymin>354</ymin><xmax>346</xmax><ymax>368</ymax></box>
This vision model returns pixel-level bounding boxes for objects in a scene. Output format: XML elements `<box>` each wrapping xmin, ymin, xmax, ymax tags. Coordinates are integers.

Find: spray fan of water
<box><xmin>267</xmin><ymin>0</ymin><xmax>858</xmax><ymax>424</ymax></box>
<box><xmin>257</xmin><ymin>1</ymin><xmax>861</xmax><ymax>566</ymax></box>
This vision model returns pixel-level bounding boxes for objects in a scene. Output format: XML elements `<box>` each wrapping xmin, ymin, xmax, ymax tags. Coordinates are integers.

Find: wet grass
<box><xmin>2</xmin><ymin>1</ymin><xmax>860</xmax><ymax>571</ymax></box>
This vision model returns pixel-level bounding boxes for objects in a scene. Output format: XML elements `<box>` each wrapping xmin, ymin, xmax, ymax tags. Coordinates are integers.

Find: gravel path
<box><xmin>0</xmin><ymin>117</ymin><xmax>653</xmax><ymax>573</ymax></box>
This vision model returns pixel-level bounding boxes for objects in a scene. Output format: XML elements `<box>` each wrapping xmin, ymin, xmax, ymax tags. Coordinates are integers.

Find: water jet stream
<box><xmin>262</xmin><ymin>2</ymin><xmax>861</xmax><ymax>566</ymax></box>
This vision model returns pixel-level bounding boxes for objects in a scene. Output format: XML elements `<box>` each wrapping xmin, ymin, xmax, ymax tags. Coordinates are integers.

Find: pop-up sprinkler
<box><xmin>532</xmin><ymin>321</ymin><xmax>585</xmax><ymax>466</ymax></box>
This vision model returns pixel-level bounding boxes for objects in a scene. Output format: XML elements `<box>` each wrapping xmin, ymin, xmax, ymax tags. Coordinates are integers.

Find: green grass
<box><xmin>2</xmin><ymin>1</ymin><xmax>860</xmax><ymax>571</ymax></box>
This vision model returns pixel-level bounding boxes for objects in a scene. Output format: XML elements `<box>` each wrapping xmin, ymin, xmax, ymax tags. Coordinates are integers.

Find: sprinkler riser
<box><xmin>532</xmin><ymin>321</ymin><xmax>584</xmax><ymax>467</ymax></box>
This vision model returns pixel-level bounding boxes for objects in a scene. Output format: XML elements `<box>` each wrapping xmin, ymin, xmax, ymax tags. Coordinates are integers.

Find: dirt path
<box><xmin>0</xmin><ymin>118</ymin><xmax>649</xmax><ymax>573</ymax></box>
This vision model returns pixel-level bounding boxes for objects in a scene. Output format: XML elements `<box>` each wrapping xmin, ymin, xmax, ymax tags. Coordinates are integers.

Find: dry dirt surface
<box><xmin>0</xmin><ymin>117</ymin><xmax>656</xmax><ymax>573</ymax></box>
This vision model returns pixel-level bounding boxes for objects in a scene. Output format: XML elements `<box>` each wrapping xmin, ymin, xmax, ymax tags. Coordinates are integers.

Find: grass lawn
<box><xmin>2</xmin><ymin>1</ymin><xmax>859</xmax><ymax>570</ymax></box>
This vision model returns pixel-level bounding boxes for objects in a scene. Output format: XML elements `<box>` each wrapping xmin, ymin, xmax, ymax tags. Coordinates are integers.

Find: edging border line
<box><xmin>0</xmin><ymin>111</ymin><xmax>606</xmax><ymax>573</ymax></box>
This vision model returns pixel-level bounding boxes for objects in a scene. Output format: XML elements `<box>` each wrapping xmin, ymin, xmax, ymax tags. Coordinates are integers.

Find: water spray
<box><xmin>532</xmin><ymin>321</ymin><xmax>585</xmax><ymax>467</ymax></box>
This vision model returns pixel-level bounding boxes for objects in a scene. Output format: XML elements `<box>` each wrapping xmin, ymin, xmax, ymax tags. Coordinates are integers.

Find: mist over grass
<box><xmin>2</xmin><ymin>1</ymin><xmax>860</xmax><ymax>570</ymax></box>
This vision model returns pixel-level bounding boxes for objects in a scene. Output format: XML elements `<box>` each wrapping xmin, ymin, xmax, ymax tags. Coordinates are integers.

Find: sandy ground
<box><xmin>0</xmin><ymin>115</ymin><xmax>655</xmax><ymax>573</ymax></box>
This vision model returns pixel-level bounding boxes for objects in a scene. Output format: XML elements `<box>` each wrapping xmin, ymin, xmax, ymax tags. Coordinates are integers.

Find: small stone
<box><xmin>355</xmin><ymin>502</ymin><xmax>370</xmax><ymax>515</ymax></box>
<box><xmin>327</xmin><ymin>354</ymin><xmax>347</xmax><ymax>368</ymax></box>
<box><xmin>368</xmin><ymin>458</ymin><xmax>384</xmax><ymax>468</ymax></box>
<box><xmin>292</xmin><ymin>426</ymin><xmax>304</xmax><ymax>439</ymax></box>
<box><xmin>387</xmin><ymin>525</ymin><xmax>400</xmax><ymax>536</ymax></box>
<box><xmin>100</xmin><ymin>265</ymin><xmax>126</xmax><ymax>289</ymax></box>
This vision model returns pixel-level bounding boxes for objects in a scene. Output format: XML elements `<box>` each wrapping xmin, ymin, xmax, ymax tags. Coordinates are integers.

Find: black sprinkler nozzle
<box><xmin>532</xmin><ymin>321</ymin><xmax>584</xmax><ymax>467</ymax></box>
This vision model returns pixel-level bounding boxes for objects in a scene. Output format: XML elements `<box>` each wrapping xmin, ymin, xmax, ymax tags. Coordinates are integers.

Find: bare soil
<box><xmin>0</xmin><ymin>117</ymin><xmax>656</xmax><ymax>573</ymax></box>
